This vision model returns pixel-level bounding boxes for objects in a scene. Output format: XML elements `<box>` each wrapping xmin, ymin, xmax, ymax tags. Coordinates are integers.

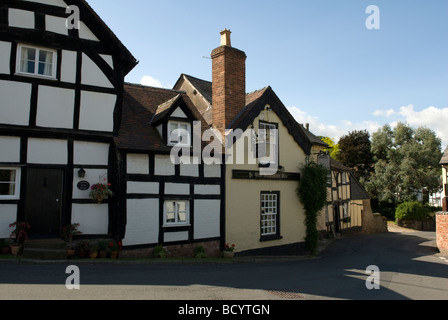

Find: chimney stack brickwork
<box><xmin>211</xmin><ymin>30</ymin><xmax>247</xmax><ymax>139</ymax></box>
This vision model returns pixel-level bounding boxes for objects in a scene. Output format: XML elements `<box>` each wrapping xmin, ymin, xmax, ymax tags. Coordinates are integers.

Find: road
<box><xmin>0</xmin><ymin>228</ymin><xmax>447</xmax><ymax>300</ymax></box>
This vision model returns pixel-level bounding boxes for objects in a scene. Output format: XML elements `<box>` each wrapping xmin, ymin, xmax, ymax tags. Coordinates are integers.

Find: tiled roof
<box><xmin>441</xmin><ymin>146</ymin><xmax>448</xmax><ymax>165</ymax></box>
<box><xmin>116</xmin><ymin>83</ymin><xmax>210</xmax><ymax>152</ymax></box>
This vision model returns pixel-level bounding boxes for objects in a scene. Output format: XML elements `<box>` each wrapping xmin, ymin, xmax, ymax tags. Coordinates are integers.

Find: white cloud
<box><xmin>373</xmin><ymin>109</ymin><xmax>395</xmax><ymax>117</ymax></box>
<box><xmin>140</xmin><ymin>75</ymin><xmax>168</xmax><ymax>88</ymax></box>
<box><xmin>374</xmin><ymin>104</ymin><xmax>448</xmax><ymax>148</ymax></box>
<box><xmin>287</xmin><ymin>106</ymin><xmax>381</xmax><ymax>143</ymax></box>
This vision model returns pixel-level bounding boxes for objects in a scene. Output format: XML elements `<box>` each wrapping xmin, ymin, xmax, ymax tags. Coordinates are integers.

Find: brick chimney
<box><xmin>211</xmin><ymin>29</ymin><xmax>247</xmax><ymax>139</ymax></box>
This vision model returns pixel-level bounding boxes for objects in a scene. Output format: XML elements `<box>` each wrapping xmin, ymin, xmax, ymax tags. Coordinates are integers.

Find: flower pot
<box><xmin>98</xmin><ymin>250</ymin><xmax>108</xmax><ymax>259</ymax></box>
<box><xmin>67</xmin><ymin>248</ymin><xmax>75</xmax><ymax>258</ymax></box>
<box><xmin>10</xmin><ymin>244</ymin><xmax>22</xmax><ymax>256</ymax></box>
<box><xmin>89</xmin><ymin>251</ymin><xmax>98</xmax><ymax>259</ymax></box>
<box><xmin>1</xmin><ymin>246</ymin><xmax>10</xmax><ymax>255</ymax></box>
<box><xmin>110</xmin><ymin>251</ymin><xmax>119</xmax><ymax>259</ymax></box>
<box><xmin>223</xmin><ymin>251</ymin><xmax>235</xmax><ymax>259</ymax></box>
<box><xmin>78</xmin><ymin>250</ymin><xmax>88</xmax><ymax>258</ymax></box>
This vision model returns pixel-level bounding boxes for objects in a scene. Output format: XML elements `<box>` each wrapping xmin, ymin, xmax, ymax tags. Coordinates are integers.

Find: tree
<box><xmin>337</xmin><ymin>130</ymin><xmax>374</xmax><ymax>182</ymax></box>
<box><xmin>365</xmin><ymin>123</ymin><xmax>442</xmax><ymax>214</ymax></box>
<box><xmin>318</xmin><ymin>136</ymin><xmax>340</xmax><ymax>160</ymax></box>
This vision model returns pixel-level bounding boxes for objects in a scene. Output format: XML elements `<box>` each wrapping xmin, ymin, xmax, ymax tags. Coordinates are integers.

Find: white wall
<box><xmin>79</xmin><ymin>91</ymin><xmax>116</xmax><ymax>132</ymax></box>
<box><xmin>0</xmin><ymin>80</ymin><xmax>31</xmax><ymax>126</ymax></box>
<box><xmin>81</xmin><ymin>53</ymin><xmax>113</xmax><ymax>88</ymax></box>
<box><xmin>0</xmin><ymin>204</ymin><xmax>17</xmax><ymax>238</ymax></box>
<box><xmin>9</xmin><ymin>9</ymin><xmax>34</xmax><ymax>29</ymax></box>
<box><xmin>0</xmin><ymin>41</ymin><xmax>11</xmax><ymax>75</ymax></box>
<box><xmin>123</xmin><ymin>199</ymin><xmax>159</xmax><ymax>246</ymax></box>
<box><xmin>61</xmin><ymin>50</ymin><xmax>77</xmax><ymax>84</ymax></box>
<box><xmin>154</xmin><ymin>155</ymin><xmax>174</xmax><ymax>176</ymax></box>
<box><xmin>36</xmin><ymin>86</ymin><xmax>75</xmax><ymax>129</ymax></box>
<box><xmin>74</xmin><ymin>141</ymin><xmax>109</xmax><ymax>166</ymax></box>
<box><xmin>194</xmin><ymin>200</ymin><xmax>221</xmax><ymax>239</ymax></box>
<box><xmin>72</xmin><ymin>203</ymin><xmax>108</xmax><ymax>235</ymax></box>
<box><xmin>27</xmin><ymin>138</ymin><xmax>67</xmax><ymax>164</ymax></box>
<box><xmin>127</xmin><ymin>154</ymin><xmax>149</xmax><ymax>174</ymax></box>
<box><xmin>0</xmin><ymin>136</ymin><xmax>20</xmax><ymax>163</ymax></box>
<box><xmin>72</xmin><ymin>168</ymin><xmax>108</xmax><ymax>199</ymax></box>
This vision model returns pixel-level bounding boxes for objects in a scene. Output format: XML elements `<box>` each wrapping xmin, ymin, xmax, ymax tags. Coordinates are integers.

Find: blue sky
<box><xmin>88</xmin><ymin>0</ymin><xmax>448</xmax><ymax>148</ymax></box>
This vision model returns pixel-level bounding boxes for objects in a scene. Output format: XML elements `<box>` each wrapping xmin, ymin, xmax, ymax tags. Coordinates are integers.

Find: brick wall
<box><xmin>437</xmin><ymin>212</ymin><xmax>448</xmax><ymax>255</ymax></box>
<box><xmin>211</xmin><ymin>45</ymin><xmax>247</xmax><ymax>139</ymax></box>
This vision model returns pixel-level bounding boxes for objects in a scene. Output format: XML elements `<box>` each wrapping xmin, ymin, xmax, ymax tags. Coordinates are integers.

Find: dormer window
<box><xmin>168</xmin><ymin>121</ymin><xmax>191</xmax><ymax>147</ymax></box>
<box><xmin>16</xmin><ymin>44</ymin><xmax>57</xmax><ymax>79</ymax></box>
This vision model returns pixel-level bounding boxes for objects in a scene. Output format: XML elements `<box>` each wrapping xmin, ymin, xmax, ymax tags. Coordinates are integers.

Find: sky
<box><xmin>87</xmin><ymin>0</ymin><xmax>448</xmax><ymax>149</ymax></box>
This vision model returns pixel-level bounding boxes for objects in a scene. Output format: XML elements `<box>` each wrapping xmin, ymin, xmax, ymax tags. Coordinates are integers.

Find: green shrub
<box><xmin>193</xmin><ymin>245</ymin><xmax>207</xmax><ymax>259</ymax></box>
<box><xmin>395</xmin><ymin>201</ymin><xmax>432</xmax><ymax>221</ymax></box>
<box><xmin>297</xmin><ymin>162</ymin><xmax>328</xmax><ymax>255</ymax></box>
<box><xmin>152</xmin><ymin>244</ymin><xmax>168</xmax><ymax>259</ymax></box>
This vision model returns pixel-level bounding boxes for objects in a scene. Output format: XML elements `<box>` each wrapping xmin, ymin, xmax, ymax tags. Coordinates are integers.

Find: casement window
<box><xmin>168</xmin><ymin>121</ymin><xmax>191</xmax><ymax>147</ymax></box>
<box><xmin>16</xmin><ymin>45</ymin><xmax>57</xmax><ymax>79</ymax></box>
<box><xmin>164</xmin><ymin>200</ymin><xmax>189</xmax><ymax>226</ymax></box>
<box><xmin>258</xmin><ymin>122</ymin><xmax>278</xmax><ymax>166</ymax></box>
<box><xmin>0</xmin><ymin>168</ymin><xmax>20</xmax><ymax>200</ymax></box>
<box><xmin>260</xmin><ymin>192</ymin><xmax>280</xmax><ymax>240</ymax></box>
<box><xmin>342</xmin><ymin>203</ymin><xmax>349</xmax><ymax>219</ymax></box>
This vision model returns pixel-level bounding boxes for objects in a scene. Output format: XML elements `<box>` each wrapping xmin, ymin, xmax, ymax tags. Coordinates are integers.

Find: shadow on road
<box><xmin>1</xmin><ymin>231</ymin><xmax>447</xmax><ymax>300</ymax></box>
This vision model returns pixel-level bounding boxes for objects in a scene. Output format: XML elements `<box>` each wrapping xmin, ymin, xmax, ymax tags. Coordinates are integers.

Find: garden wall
<box><xmin>437</xmin><ymin>212</ymin><xmax>448</xmax><ymax>255</ymax></box>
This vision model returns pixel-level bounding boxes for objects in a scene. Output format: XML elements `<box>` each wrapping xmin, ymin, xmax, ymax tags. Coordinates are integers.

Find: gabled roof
<box><xmin>440</xmin><ymin>146</ymin><xmax>448</xmax><ymax>165</ymax></box>
<box><xmin>116</xmin><ymin>83</ymin><xmax>209</xmax><ymax>152</ymax></box>
<box><xmin>65</xmin><ymin>0</ymin><xmax>138</xmax><ymax>74</ymax></box>
<box><xmin>173</xmin><ymin>75</ymin><xmax>327</xmax><ymax>154</ymax></box>
<box><xmin>350</xmin><ymin>173</ymin><xmax>371</xmax><ymax>200</ymax></box>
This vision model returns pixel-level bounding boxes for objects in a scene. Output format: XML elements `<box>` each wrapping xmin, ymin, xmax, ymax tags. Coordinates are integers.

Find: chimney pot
<box><xmin>220</xmin><ymin>29</ymin><xmax>232</xmax><ymax>47</ymax></box>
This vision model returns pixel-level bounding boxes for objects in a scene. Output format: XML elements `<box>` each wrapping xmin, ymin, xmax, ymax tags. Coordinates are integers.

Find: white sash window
<box><xmin>0</xmin><ymin>168</ymin><xmax>20</xmax><ymax>200</ymax></box>
<box><xmin>17</xmin><ymin>45</ymin><xmax>57</xmax><ymax>79</ymax></box>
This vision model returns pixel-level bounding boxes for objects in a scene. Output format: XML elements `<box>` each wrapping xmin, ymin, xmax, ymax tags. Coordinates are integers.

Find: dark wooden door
<box><xmin>25</xmin><ymin>169</ymin><xmax>64</xmax><ymax>238</ymax></box>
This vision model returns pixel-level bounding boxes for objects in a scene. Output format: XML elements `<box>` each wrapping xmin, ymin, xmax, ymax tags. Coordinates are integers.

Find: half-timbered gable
<box><xmin>115</xmin><ymin>83</ymin><xmax>223</xmax><ymax>258</ymax></box>
<box><xmin>0</xmin><ymin>0</ymin><xmax>136</xmax><ymax>240</ymax></box>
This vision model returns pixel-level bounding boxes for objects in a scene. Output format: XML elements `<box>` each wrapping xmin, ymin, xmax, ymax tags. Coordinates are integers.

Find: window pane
<box><xmin>261</xmin><ymin>193</ymin><xmax>278</xmax><ymax>236</ymax></box>
<box><xmin>0</xmin><ymin>169</ymin><xmax>16</xmax><ymax>196</ymax></box>
<box><xmin>0</xmin><ymin>170</ymin><xmax>15</xmax><ymax>182</ymax></box>
<box><xmin>166</xmin><ymin>201</ymin><xmax>175</xmax><ymax>213</ymax></box>
<box><xmin>38</xmin><ymin>50</ymin><xmax>53</xmax><ymax>76</ymax></box>
<box><xmin>177</xmin><ymin>211</ymin><xmax>187</xmax><ymax>223</ymax></box>
<box><xmin>166</xmin><ymin>212</ymin><xmax>175</xmax><ymax>223</ymax></box>
<box><xmin>20</xmin><ymin>47</ymin><xmax>36</xmax><ymax>73</ymax></box>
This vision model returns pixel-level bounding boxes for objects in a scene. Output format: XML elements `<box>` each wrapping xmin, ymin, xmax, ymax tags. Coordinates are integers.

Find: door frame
<box><xmin>23</xmin><ymin>166</ymin><xmax>67</xmax><ymax>238</ymax></box>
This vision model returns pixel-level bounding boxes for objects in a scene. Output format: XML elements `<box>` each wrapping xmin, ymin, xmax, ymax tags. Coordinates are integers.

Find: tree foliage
<box><xmin>365</xmin><ymin>123</ymin><xmax>442</xmax><ymax>207</ymax></box>
<box><xmin>319</xmin><ymin>136</ymin><xmax>340</xmax><ymax>160</ymax></box>
<box><xmin>337</xmin><ymin>130</ymin><xmax>374</xmax><ymax>182</ymax></box>
<box><xmin>297</xmin><ymin>162</ymin><xmax>328</xmax><ymax>255</ymax></box>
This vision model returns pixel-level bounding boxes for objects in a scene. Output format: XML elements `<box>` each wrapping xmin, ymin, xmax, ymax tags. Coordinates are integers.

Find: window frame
<box><xmin>0</xmin><ymin>167</ymin><xmax>21</xmax><ymax>200</ymax></box>
<box><xmin>167</xmin><ymin>120</ymin><xmax>192</xmax><ymax>147</ymax></box>
<box><xmin>16</xmin><ymin>44</ymin><xmax>57</xmax><ymax>79</ymax></box>
<box><xmin>257</xmin><ymin>121</ymin><xmax>279</xmax><ymax>166</ymax></box>
<box><xmin>163</xmin><ymin>200</ymin><xmax>190</xmax><ymax>227</ymax></box>
<box><xmin>260</xmin><ymin>191</ymin><xmax>281</xmax><ymax>241</ymax></box>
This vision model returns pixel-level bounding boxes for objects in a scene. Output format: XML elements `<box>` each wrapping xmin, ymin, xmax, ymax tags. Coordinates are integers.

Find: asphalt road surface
<box><xmin>0</xmin><ymin>229</ymin><xmax>447</xmax><ymax>300</ymax></box>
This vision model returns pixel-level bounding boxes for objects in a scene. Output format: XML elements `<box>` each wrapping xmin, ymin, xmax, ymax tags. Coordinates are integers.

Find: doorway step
<box><xmin>22</xmin><ymin>238</ymin><xmax>68</xmax><ymax>260</ymax></box>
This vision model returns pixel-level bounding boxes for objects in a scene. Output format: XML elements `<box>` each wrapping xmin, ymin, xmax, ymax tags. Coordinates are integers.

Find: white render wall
<box><xmin>0</xmin><ymin>80</ymin><xmax>31</xmax><ymax>126</ymax></box>
<box><xmin>0</xmin><ymin>204</ymin><xmax>17</xmax><ymax>238</ymax></box>
<box><xmin>0</xmin><ymin>136</ymin><xmax>20</xmax><ymax>163</ymax></box>
<box><xmin>123</xmin><ymin>199</ymin><xmax>159</xmax><ymax>246</ymax></box>
<box><xmin>72</xmin><ymin>203</ymin><xmax>108</xmax><ymax>235</ymax></box>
